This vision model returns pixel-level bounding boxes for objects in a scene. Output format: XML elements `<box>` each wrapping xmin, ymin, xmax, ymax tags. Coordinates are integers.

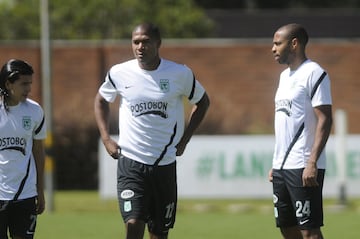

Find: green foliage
<box><xmin>0</xmin><ymin>0</ymin><xmax>214</xmax><ymax>40</ymax></box>
<box><xmin>0</xmin><ymin>0</ymin><xmax>40</xmax><ymax>39</ymax></box>
<box><xmin>0</xmin><ymin>0</ymin><xmax>359</xmax><ymax>40</ymax></box>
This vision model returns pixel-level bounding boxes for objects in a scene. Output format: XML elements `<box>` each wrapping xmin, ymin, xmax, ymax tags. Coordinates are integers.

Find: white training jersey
<box><xmin>273</xmin><ymin>59</ymin><xmax>332</xmax><ymax>170</ymax></box>
<box><xmin>99</xmin><ymin>58</ymin><xmax>206</xmax><ymax>166</ymax></box>
<box><xmin>0</xmin><ymin>99</ymin><xmax>46</xmax><ymax>200</ymax></box>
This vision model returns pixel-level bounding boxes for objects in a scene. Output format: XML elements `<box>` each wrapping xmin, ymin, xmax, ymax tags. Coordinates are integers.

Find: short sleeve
<box><xmin>33</xmin><ymin>107</ymin><xmax>47</xmax><ymax>140</ymax></box>
<box><xmin>310</xmin><ymin>71</ymin><xmax>332</xmax><ymax>107</ymax></box>
<box><xmin>98</xmin><ymin>71</ymin><xmax>118</xmax><ymax>103</ymax></box>
<box><xmin>183</xmin><ymin>66</ymin><xmax>206</xmax><ymax>105</ymax></box>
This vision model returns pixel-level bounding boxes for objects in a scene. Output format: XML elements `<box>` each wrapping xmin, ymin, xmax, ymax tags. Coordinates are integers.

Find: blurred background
<box><xmin>0</xmin><ymin>0</ymin><xmax>359</xmax><ymax>206</ymax></box>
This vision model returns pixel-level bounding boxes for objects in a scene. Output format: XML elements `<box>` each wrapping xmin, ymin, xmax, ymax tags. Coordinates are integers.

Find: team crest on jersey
<box><xmin>22</xmin><ymin>116</ymin><xmax>31</xmax><ymax>130</ymax></box>
<box><xmin>160</xmin><ymin>79</ymin><xmax>169</xmax><ymax>92</ymax></box>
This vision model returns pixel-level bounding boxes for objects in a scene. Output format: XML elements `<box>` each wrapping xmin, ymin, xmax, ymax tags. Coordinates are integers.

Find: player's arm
<box><xmin>176</xmin><ymin>92</ymin><xmax>210</xmax><ymax>156</ymax></box>
<box><xmin>33</xmin><ymin>139</ymin><xmax>46</xmax><ymax>214</ymax></box>
<box><xmin>94</xmin><ymin>92</ymin><xmax>120</xmax><ymax>159</ymax></box>
<box><xmin>303</xmin><ymin>104</ymin><xmax>332</xmax><ymax>187</ymax></box>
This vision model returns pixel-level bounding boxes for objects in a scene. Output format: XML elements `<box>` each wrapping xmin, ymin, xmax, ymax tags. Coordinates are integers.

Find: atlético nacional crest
<box><xmin>22</xmin><ymin>116</ymin><xmax>31</xmax><ymax>130</ymax></box>
<box><xmin>160</xmin><ymin>79</ymin><xmax>169</xmax><ymax>92</ymax></box>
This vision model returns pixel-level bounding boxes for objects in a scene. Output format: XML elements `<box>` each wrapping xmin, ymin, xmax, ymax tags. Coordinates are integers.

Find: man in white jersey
<box><xmin>0</xmin><ymin>59</ymin><xmax>46</xmax><ymax>239</ymax></box>
<box><xmin>94</xmin><ymin>23</ymin><xmax>210</xmax><ymax>239</ymax></box>
<box><xmin>268</xmin><ymin>24</ymin><xmax>333</xmax><ymax>239</ymax></box>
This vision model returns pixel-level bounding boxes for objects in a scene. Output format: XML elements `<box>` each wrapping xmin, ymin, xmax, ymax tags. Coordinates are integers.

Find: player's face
<box><xmin>132</xmin><ymin>28</ymin><xmax>161</xmax><ymax>70</ymax></box>
<box><xmin>6</xmin><ymin>75</ymin><xmax>32</xmax><ymax>105</ymax></box>
<box><xmin>272</xmin><ymin>30</ymin><xmax>292</xmax><ymax>65</ymax></box>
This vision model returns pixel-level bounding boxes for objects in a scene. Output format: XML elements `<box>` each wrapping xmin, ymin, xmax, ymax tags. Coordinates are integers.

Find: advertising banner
<box><xmin>99</xmin><ymin>135</ymin><xmax>360</xmax><ymax>199</ymax></box>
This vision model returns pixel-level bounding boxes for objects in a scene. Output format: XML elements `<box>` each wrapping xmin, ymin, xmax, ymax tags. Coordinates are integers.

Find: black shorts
<box><xmin>272</xmin><ymin>168</ymin><xmax>325</xmax><ymax>230</ymax></box>
<box><xmin>117</xmin><ymin>155</ymin><xmax>177</xmax><ymax>236</ymax></box>
<box><xmin>0</xmin><ymin>197</ymin><xmax>37</xmax><ymax>239</ymax></box>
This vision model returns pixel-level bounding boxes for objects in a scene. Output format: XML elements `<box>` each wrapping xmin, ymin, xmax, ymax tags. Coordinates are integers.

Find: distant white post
<box><xmin>335</xmin><ymin>109</ymin><xmax>347</xmax><ymax>205</ymax></box>
<box><xmin>40</xmin><ymin>0</ymin><xmax>54</xmax><ymax>212</ymax></box>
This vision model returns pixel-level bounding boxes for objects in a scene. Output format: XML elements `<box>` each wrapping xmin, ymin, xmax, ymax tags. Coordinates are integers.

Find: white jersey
<box><xmin>273</xmin><ymin>59</ymin><xmax>332</xmax><ymax>170</ymax></box>
<box><xmin>0</xmin><ymin>99</ymin><xmax>46</xmax><ymax>200</ymax></box>
<box><xmin>99</xmin><ymin>58</ymin><xmax>206</xmax><ymax>165</ymax></box>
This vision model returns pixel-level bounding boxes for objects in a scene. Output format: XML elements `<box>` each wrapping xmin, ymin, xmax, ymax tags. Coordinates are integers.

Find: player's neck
<box><xmin>289</xmin><ymin>56</ymin><xmax>307</xmax><ymax>71</ymax></box>
<box><xmin>139</xmin><ymin>57</ymin><xmax>161</xmax><ymax>71</ymax></box>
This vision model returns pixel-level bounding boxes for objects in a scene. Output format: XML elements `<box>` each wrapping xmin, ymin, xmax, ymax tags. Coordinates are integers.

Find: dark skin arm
<box><xmin>176</xmin><ymin>92</ymin><xmax>210</xmax><ymax>156</ymax></box>
<box><xmin>302</xmin><ymin>104</ymin><xmax>332</xmax><ymax>187</ymax></box>
<box><xmin>94</xmin><ymin>93</ymin><xmax>120</xmax><ymax>159</ymax></box>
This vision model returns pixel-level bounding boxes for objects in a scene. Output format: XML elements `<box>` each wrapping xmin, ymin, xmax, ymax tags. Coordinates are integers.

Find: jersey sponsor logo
<box><xmin>120</xmin><ymin>189</ymin><xmax>134</xmax><ymax>199</ymax></box>
<box><xmin>0</xmin><ymin>137</ymin><xmax>27</xmax><ymax>155</ymax></box>
<box><xmin>160</xmin><ymin>79</ymin><xmax>169</xmax><ymax>92</ymax></box>
<box><xmin>22</xmin><ymin>116</ymin><xmax>31</xmax><ymax>130</ymax></box>
<box><xmin>275</xmin><ymin>99</ymin><xmax>292</xmax><ymax>116</ymax></box>
<box><xmin>130</xmin><ymin>101</ymin><xmax>168</xmax><ymax>118</ymax></box>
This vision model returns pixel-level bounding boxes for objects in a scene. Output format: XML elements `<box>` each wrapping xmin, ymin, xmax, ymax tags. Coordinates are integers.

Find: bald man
<box><xmin>269</xmin><ymin>23</ymin><xmax>333</xmax><ymax>239</ymax></box>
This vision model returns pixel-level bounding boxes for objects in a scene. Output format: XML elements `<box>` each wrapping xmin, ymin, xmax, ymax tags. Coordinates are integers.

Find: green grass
<box><xmin>35</xmin><ymin>191</ymin><xmax>360</xmax><ymax>239</ymax></box>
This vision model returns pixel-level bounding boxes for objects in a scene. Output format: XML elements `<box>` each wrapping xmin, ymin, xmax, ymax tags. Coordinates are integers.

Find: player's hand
<box><xmin>268</xmin><ymin>169</ymin><xmax>273</xmax><ymax>182</ymax></box>
<box><xmin>103</xmin><ymin>138</ymin><xmax>121</xmax><ymax>159</ymax></box>
<box><xmin>36</xmin><ymin>192</ymin><xmax>45</xmax><ymax>214</ymax></box>
<box><xmin>302</xmin><ymin>163</ymin><xmax>319</xmax><ymax>187</ymax></box>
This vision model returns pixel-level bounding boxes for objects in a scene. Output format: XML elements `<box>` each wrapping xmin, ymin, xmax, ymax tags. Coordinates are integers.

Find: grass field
<box><xmin>35</xmin><ymin>191</ymin><xmax>360</xmax><ymax>239</ymax></box>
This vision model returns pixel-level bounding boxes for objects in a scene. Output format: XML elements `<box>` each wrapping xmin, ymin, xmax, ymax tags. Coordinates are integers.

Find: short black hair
<box><xmin>282</xmin><ymin>23</ymin><xmax>309</xmax><ymax>46</ymax></box>
<box><xmin>133</xmin><ymin>22</ymin><xmax>161</xmax><ymax>41</ymax></box>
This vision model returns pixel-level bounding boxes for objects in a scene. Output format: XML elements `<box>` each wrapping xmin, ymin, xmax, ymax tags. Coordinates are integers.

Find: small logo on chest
<box><xmin>160</xmin><ymin>79</ymin><xmax>169</xmax><ymax>92</ymax></box>
<box><xmin>22</xmin><ymin>116</ymin><xmax>31</xmax><ymax>130</ymax></box>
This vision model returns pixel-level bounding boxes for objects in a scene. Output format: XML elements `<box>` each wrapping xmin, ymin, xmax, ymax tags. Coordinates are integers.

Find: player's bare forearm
<box><xmin>303</xmin><ymin>105</ymin><xmax>332</xmax><ymax>186</ymax></box>
<box><xmin>94</xmin><ymin>93</ymin><xmax>112</xmax><ymax>142</ymax></box>
<box><xmin>176</xmin><ymin>93</ymin><xmax>210</xmax><ymax>156</ymax></box>
<box><xmin>94</xmin><ymin>93</ymin><xmax>120</xmax><ymax>159</ymax></box>
<box><xmin>33</xmin><ymin>140</ymin><xmax>45</xmax><ymax>191</ymax></box>
<box><xmin>309</xmin><ymin>105</ymin><xmax>333</xmax><ymax>164</ymax></box>
<box><xmin>33</xmin><ymin>139</ymin><xmax>46</xmax><ymax>214</ymax></box>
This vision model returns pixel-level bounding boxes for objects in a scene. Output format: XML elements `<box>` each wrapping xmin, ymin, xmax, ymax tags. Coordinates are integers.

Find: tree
<box><xmin>0</xmin><ymin>0</ymin><xmax>40</xmax><ymax>39</ymax></box>
<box><xmin>0</xmin><ymin>0</ymin><xmax>214</xmax><ymax>40</ymax></box>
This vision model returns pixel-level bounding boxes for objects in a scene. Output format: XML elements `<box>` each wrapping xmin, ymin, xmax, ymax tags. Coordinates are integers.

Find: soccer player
<box><xmin>94</xmin><ymin>23</ymin><xmax>210</xmax><ymax>239</ymax></box>
<box><xmin>268</xmin><ymin>23</ymin><xmax>333</xmax><ymax>239</ymax></box>
<box><xmin>0</xmin><ymin>59</ymin><xmax>46</xmax><ymax>239</ymax></box>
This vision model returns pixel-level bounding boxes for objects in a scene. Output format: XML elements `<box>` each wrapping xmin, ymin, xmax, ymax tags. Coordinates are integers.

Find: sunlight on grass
<box><xmin>35</xmin><ymin>191</ymin><xmax>360</xmax><ymax>239</ymax></box>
